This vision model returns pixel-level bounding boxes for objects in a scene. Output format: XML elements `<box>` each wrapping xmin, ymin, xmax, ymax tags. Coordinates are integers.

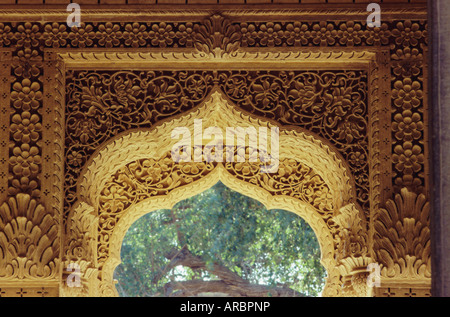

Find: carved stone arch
<box><xmin>76</xmin><ymin>88</ymin><xmax>356</xmax><ymax>209</ymax></box>
<box><xmin>65</xmin><ymin>88</ymin><xmax>370</xmax><ymax>297</ymax></box>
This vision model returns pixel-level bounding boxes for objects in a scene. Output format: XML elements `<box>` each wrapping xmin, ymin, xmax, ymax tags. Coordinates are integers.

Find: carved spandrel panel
<box><xmin>65</xmin><ymin>69</ymin><xmax>369</xmax><ymax>221</ymax></box>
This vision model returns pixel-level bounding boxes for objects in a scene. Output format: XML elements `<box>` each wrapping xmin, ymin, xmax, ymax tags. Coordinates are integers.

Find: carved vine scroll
<box><xmin>65</xmin><ymin>69</ymin><xmax>369</xmax><ymax>217</ymax></box>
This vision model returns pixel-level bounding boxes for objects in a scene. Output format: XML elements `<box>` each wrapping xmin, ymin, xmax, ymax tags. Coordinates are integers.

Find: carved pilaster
<box><xmin>0</xmin><ymin>22</ymin><xmax>61</xmax><ymax>293</ymax></box>
<box><xmin>62</xmin><ymin>201</ymin><xmax>99</xmax><ymax>296</ymax></box>
<box><xmin>334</xmin><ymin>203</ymin><xmax>374</xmax><ymax>297</ymax></box>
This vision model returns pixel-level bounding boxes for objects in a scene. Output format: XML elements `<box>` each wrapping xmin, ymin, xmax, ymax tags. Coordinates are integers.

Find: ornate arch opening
<box><xmin>113</xmin><ymin>180</ymin><xmax>328</xmax><ymax>297</ymax></box>
<box><xmin>105</xmin><ymin>166</ymin><xmax>331</xmax><ymax>297</ymax></box>
<box><xmin>63</xmin><ymin>89</ymin><xmax>370</xmax><ymax>297</ymax></box>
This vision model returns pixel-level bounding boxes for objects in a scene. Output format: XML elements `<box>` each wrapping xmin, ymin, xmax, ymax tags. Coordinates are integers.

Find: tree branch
<box><xmin>164</xmin><ymin>247</ymin><xmax>247</xmax><ymax>285</ymax></box>
<box><xmin>164</xmin><ymin>279</ymin><xmax>305</xmax><ymax>297</ymax></box>
<box><xmin>162</xmin><ymin>247</ymin><xmax>306</xmax><ymax>297</ymax></box>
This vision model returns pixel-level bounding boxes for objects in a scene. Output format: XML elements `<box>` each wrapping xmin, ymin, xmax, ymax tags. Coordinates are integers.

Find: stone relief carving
<box><xmin>0</xmin><ymin>7</ymin><xmax>429</xmax><ymax>297</ymax></box>
<box><xmin>66</xmin><ymin>90</ymin><xmax>359</xmax><ymax>296</ymax></box>
<box><xmin>374</xmin><ymin>188</ymin><xmax>430</xmax><ymax>280</ymax></box>
<box><xmin>65</xmin><ymin>69</ymin><xmax>369</xmax><ymax>219</ymax></box>
<box><xmin>0</xmin><ymin>193</ymin><xmax>59</xmax><ymax>280</ymax></box>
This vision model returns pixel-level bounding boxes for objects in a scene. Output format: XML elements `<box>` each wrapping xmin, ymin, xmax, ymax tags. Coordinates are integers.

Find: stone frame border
<box><xmin>0</xmin><ymin>6</ymin><xmax>430</xmax><ymax>297</ymax></box>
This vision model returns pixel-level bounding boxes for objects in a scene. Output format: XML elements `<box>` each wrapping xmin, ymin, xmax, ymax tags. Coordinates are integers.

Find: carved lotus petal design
<box><xmin>374</xmin><ymin>188</ymin><xmax>430</xmax><ymax>279</ymax></box>
<box><xmin>193</xmin><ymin>14</ymin><xmax>241</xmax><ymax>56</ymax></box>
<box><xmin>0</xmin><ymin>194</ymin><xmax>59</xmax><ymax>279</ymax></box>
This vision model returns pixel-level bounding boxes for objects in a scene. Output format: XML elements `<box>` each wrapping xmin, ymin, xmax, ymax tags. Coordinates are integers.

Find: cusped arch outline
<box><xmin>102</xmin><ymin>165</ymin><xmax>337</xmax><ymax>297</ymax></box>
<box><xmin>65</xmin><ymin>88</ymin><xmax>368</xmax><ymax>297</ymax></box>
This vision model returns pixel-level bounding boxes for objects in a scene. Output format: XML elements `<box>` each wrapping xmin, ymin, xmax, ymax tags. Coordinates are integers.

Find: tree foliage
<box><xmin>114</xmin><ymin>182</ymin><xmax>326</xmax><ymax>297</ymax></box>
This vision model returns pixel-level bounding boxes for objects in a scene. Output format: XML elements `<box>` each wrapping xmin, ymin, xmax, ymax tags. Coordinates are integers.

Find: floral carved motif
<box><xmin>96</xmin><ymin>153</ymin><xmax>333</xmax><ymax>266</ymax></box>
<box><xmin>65</xmin><ymin>69</ymin><xmax>368</xmax><ymax>221</ymax></box>
<box><xmin>389</xmin><ymin>21</ymin><xmax>427</xmax><ymax>194</ymax></box>
<box><xmin>193</xmin><ymin>14</ymin><xmax>241</xmax><ymax>56</ymax></box>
